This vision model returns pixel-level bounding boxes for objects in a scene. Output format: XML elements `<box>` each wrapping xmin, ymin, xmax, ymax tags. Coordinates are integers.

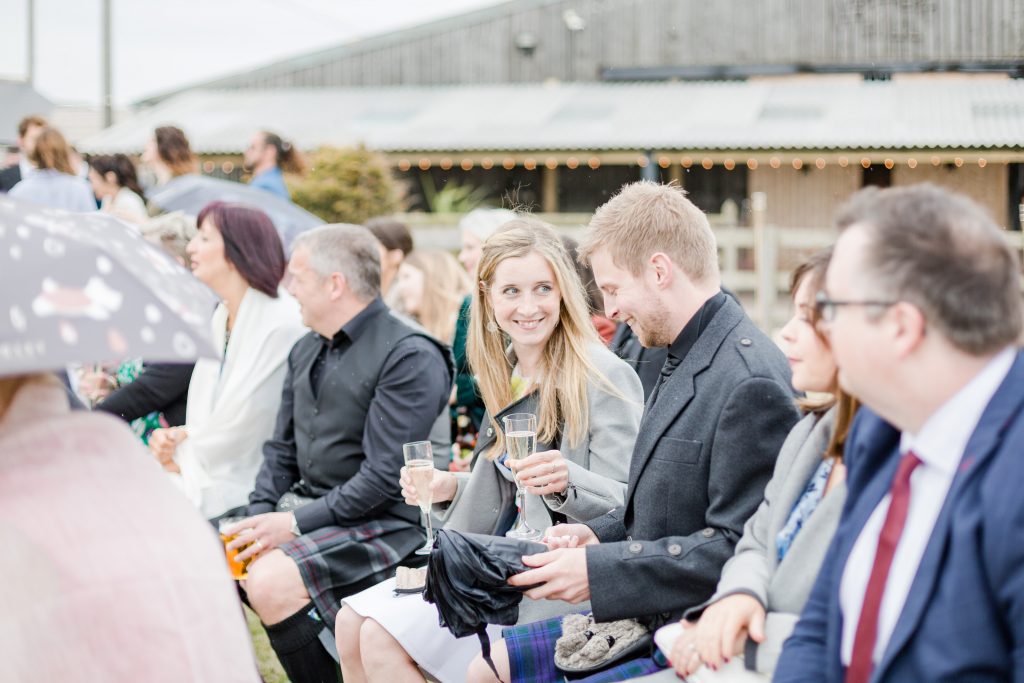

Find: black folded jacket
<box><xmin>423</xmin><ymin>529</ymin><xmax>546</xmax><ymax>676</ymax></box>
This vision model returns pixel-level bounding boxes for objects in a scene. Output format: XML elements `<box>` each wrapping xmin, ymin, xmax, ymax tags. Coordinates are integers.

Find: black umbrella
<box><xmin>423</xmin><ymin>529</ymin><xmax>545</xmax><ymax>678</ymax></box>
<box><xmin>148</xmin><ymin>174</ymin><xmax>324</xmax><ymax>249</ymax></box>
<box><xmin>0</xmin><ymin>197</ymin><xmax>219</xmax><ymax>376</ymax></box>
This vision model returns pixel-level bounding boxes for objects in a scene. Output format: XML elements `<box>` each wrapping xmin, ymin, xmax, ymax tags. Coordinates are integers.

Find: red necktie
<box><xmin>846</xmin><ymin>451</ymin><xmax>923</xmax><ymax>683</ymax></box>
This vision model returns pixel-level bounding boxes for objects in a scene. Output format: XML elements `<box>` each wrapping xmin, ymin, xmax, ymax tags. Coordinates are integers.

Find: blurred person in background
<box><xmin>0</xmin><ymin>115</ymin><xmax>46</xmax><ymax>193</ymax></box>
<box><xmin>243</xmin><ymin>130</ymin><xmax>305</xmax><ymax>201</ymax></box>
<box><xmin>87</xmin><ymin>153</ymin><xmax>148</xmax><ymax>224</ymax></box>
<box><xmin>83</xmin><ymin>214</ymin><xmax>199</xmax><ymax>444</ymax></box>
<box><xmin>142</xmin><ymin>125</ymin><xmax>198</xmax><ymax>189</ymax></box>
<box><xmin>147</xmin><ymin>202</ymin><xmax>306</xmax><ymax>520</ymax></box>
<box><xmin>397</xmin><ymin>248</ymin><xmax>474</xmax><ymax>469</ymax></box>
<box><xmin>563</xmin><ymin>235</ymin><xmax>616</xmax><ymax>344</ymax></box>
<box><xmin>0</xmin><ymin>373</ymin><xmax>260</xmax><ymax>681</ymax></box>
<box><xmin>453</xmin><ymin>208</ymin><xmax>517</xmax><ymax>429</ymax></box>
<box><xmin>365</xmin><ymin>216</ymin><xmax>414</xmax><ymax>305</ymax></box>
<box><xmin>396</xmin><ymin>249</ymin><xmax>472</xmax><ymax>345</ymax></box>
<box><xmin>8</xmin><ymin>127</ymin><xmax>95</xmax><ymax>212</ymax></box>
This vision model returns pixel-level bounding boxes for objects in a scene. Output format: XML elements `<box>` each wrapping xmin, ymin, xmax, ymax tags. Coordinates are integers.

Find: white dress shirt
<box><xmin>839</xmin><ymin>346</ymin><xmax>1016</xmax><ymax>666</ymax></box>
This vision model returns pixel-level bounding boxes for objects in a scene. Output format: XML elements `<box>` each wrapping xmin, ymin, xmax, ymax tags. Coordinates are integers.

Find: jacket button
<box><xmin>740</xmin><ymin>338</ymin><xmax>752</xmax><ymax>347</ymax></box>
<box><xmin>309</xmin><ymin>433</ymin><xmax>315</xmax><ymax>440</ymax></box>
<box><xmin>701</xmin><ymin>528</ymin><xmax>715</xmax><ymax>538</ymax></box>
<box><xmin>487</xmin><ymin>428</ymin><xmax>493</xmax><ymax>437</ymax></box>
<box><xmin>628</xmin><ymin>542</ymin><xmax>642</xmax><ymax>554</ymax></box>
<box><xmin>667</xmin><ymin>544</ymin><xmax>682</xmax><ymax>556</ymax></box>
<box><xmin>313</xmin><ymin>408</ymin><xmax>319</xmax><ymax>415</ymax></box>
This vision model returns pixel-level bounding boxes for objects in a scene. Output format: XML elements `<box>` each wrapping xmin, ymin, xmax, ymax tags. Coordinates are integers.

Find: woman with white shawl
<box><xmin>148</xmin><ymin>202</ymin><xmax>306</xmax><ymax>519</ymax></box>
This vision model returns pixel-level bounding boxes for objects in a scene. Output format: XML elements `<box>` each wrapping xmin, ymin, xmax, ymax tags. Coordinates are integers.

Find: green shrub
<box><xmin>289</xmin><ymin>145</ymin><xmax>400</xmax><ymax>224</ymax></box>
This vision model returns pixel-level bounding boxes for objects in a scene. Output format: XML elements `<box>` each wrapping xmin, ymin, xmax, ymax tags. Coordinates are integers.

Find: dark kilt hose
<box><xmin>246</xmin><ymin>299</ymin><xmax>453</xmax><ymax>625</ymax></box>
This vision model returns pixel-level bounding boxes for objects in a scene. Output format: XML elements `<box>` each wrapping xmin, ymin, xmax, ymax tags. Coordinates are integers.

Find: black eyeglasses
<box><xmin>814</xmin><ymin>291</ymin><xmax>897</xmax><ymax>322</ymax></box>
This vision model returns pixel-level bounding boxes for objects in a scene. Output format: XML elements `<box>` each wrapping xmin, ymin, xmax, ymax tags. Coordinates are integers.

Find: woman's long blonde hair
<box><xmin>404</xmin><ymin>249</ymin><xmax>472</xmax><ymax>343</ymax></box>
<box><xmin>467</xmin><ymin>218</ymin><xmax>614</xmax><ymax>459</ymax></box>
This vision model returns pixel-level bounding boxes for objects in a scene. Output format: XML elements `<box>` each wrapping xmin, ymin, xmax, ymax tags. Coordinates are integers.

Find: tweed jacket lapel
<box><xmin>624</xmin><ymin>297</ymin><xmax>745</xmax><ymax>507</ymax></box>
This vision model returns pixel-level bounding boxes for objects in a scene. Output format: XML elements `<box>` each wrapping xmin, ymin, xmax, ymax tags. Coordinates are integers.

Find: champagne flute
<box><xmin>503</xmin><ymin>413</ymin><xmax>543</xmax><ymax>541</ymax></box>
<box><xmin>403</xmin><ymin>440</ymin><xmax>436</xmax><ymax>555</ymax></box>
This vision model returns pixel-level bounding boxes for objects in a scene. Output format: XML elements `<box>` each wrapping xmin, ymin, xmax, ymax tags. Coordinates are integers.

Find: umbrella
<box><xmin>148</xmin><ymin>175</ymin><xmax>324</xmax><ymax>249</ymax></box>
<box><xmin>0</xmin><ymin>197</ymin><xmax>220</xmax><ymax>376</ymax></box>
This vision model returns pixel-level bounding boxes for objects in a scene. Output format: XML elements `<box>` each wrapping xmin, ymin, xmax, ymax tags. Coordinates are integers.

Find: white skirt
<box><xmin>342</xmin><ymin>577</ymin><xmax>504</xmax><ymax>683</ymax></box>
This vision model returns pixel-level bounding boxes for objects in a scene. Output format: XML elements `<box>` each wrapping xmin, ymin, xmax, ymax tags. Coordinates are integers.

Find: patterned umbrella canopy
<box><xmin>0</xmin><ymin>197</ymin><xmax>220</xmax><ymax>376</ymax></box>
<box><xmin>148</xmin><ymin>174</ymin><xmax>324</xmax><ymax>250</ymax></box>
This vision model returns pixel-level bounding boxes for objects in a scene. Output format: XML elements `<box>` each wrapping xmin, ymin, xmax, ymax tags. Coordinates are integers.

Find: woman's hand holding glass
<box><xmin>508</xmin><ymin>449</ymin><xmax>569</xmax><ymax>496</ymax></box>
<box><xmin>669</xmin><ymin>593</ymin><xmax>766</xmax><ymax>676</ymax></box>
<box><xmin>399</xmin><ymin>466</ymin><xmax>458</xmax><ymax>508</ymax></box>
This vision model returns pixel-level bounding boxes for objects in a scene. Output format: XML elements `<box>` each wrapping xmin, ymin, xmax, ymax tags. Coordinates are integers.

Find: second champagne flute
<box><xmin>403</xmin><ymin>440</ymin><xmax>436</xmax><ymax>555</ymax></box>
<box><xmin>503</xmin><ymin>412</ymin><xmax>543</xmax><ymax>541</ymax></box>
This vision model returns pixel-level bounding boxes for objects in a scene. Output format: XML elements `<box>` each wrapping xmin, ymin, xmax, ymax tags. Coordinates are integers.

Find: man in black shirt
<box><xmin>225</xmin><ymin>224</ymin><xmax>453</xmax><ymax>683</ymax></box>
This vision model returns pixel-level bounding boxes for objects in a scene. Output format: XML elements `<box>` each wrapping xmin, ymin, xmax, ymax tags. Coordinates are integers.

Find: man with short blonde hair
<box><xmin>578</xmin><ymin>181</ymin><xmax>719</xmax><ymax>285</ymax></box>
<box><xmin>469</xmin><ymin>182</ymin><xmax>797</xmax><ymax>682</ymax></box>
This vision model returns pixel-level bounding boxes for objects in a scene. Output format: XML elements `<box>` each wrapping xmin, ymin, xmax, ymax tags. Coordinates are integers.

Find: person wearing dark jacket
<box><xmin>222</xmin><ymin>224</ymin><xmax>453</xmax><ymax>683</ymax></box>
<box><xmin>469</xmin><ymin>182</ymin><xmax>798</xmax><ymax>683</ymax></box>
<box><xmin>94</xmin><ymin>362</ymin><xmax>194</xmax><ymax>428</ymax></box>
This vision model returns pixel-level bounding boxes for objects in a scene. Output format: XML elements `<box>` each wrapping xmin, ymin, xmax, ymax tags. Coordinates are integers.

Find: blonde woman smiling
<box><xmin>335</xmin><ymin>218</ymin><xmax>643</xmax><ymax>683</ymax></box>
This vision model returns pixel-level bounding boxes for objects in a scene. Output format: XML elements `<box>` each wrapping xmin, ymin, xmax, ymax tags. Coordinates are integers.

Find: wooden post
<box><xmin>542</xmin><ymin>165</ymin><xmax>559</xmax><ymax>213</ymax></box>
<box><xmin>669</xmin><ymin>164</ymin><xmax>683</xmax><ymax>187</ymax></box>
<box><xmin>751</xmin><ymin>192</ymin><xmax>777</xmax><ymax>330</ymax></box>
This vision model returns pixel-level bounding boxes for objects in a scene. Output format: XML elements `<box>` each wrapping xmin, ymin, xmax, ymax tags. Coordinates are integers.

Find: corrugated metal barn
<box><xmin>88</xmin><ymin>0</ymin><xmax>1024</xmax><ymax>229</ymax></box>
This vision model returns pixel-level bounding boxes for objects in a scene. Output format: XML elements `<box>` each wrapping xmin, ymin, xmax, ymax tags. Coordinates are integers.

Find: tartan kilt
<box><xmin>278</xmin><ymin>517</ymin><xmax>425</xmax><ymax>626</ymax></box>
<box><xmin>504</xmin><ymin>614</ymin><xmax>666</xmax><ymax>683</ymax></box>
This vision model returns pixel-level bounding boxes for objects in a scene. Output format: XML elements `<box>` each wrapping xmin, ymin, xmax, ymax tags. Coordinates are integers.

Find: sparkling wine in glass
<box><xmin>403</xmin><ymin>440</ymin><xmax>436</xmax><ymax>555</ymax></box>
<box><xmin>503</xmin><ymin>413</ymin><xmax>543</xmax><ymax>541</ymax></box>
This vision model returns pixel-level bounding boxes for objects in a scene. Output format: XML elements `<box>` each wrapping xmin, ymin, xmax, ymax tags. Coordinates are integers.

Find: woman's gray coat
<box><xmin>694</xmin><ymin>407</ymin><xmax>846</xmax><ymax>675</ymax></box>
<box><xmin>435</xmin><ymin>342</ymin><xmax>643</xmax><ymax>622</ymax></box>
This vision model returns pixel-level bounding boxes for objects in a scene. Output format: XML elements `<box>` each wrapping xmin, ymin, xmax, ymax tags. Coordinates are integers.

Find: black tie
<box><xmin>648</xmin><ymin>354</ymin><xmax>681</xmax><ymax>406</ymax></box>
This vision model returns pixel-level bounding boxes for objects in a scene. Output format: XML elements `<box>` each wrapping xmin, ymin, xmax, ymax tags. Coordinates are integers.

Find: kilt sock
<box><xmin>264</xmin><ymin>602</ymin><xmax>341</xmax><ymax>683</ymax></box>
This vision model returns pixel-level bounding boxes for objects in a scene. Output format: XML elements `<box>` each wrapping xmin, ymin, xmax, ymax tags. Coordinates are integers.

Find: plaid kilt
<box><xmin>278</xmin><ymin>517</ymin><xmax>424</xmax><ymax>626</ymax></box>
<box><xmin>504</xmin><ymin>614</ymin><xmax>667</xmax><ymax>683</ymax></box>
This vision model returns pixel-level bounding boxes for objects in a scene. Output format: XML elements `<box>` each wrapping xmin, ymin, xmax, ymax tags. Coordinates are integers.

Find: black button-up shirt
<box><xmin>248</xmin><ymin>298</ymin><xmax>453</xmax><ymax>532</ymax></box>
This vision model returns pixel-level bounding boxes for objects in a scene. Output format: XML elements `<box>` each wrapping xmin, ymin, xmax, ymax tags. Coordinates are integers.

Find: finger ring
<box><xmin>255</xmin><ymin>539</ymin><xmax>265</xmax><ymax>551</ymax></box>
<box><xmin>687</xmin><ymin>643</ymin><xmax>696</xmax><ymax>653</ymax></box>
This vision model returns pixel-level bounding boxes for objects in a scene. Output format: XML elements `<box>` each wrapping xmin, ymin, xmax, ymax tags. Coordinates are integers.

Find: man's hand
<box><xmin>223</xmin><ymin>512</ymin><xmax>298</xmax><ymax>563</ymax></box>
<box><xmin>542</xmin><ymin>523</ymin><xmax>599</xmax><ymax>549</ymax></box>
<box><xmin>509</xmin><ymin>449</ymin><xmax>569</xmax><ymax>496</ymax></box>
<box><xmin>149</xmin><ymin>427</ymin><xmax>187</xmax><ymax>466</ymax></box>
<box><xmin>508</xmin><ymin>547</ymin><xmax>590</xmax><ymax>603</ymax></box>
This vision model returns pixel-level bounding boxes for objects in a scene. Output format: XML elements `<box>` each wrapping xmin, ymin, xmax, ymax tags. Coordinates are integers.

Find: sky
<box><xmin>0</xmin><ymin>0</ymin><xmax>506</xmax><ymax>106</ymax></box>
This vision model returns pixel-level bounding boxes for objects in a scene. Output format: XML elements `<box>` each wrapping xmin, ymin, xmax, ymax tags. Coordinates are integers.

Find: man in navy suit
<box><xmin>775</xmin><ymin>183</ymin><xmax>1024</xmax><ymax>683</ymax></box>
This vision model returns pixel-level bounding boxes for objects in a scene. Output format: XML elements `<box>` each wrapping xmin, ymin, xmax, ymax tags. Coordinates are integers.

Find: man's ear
<box><xmin>647</xmin><ymin>252</ymin><xmax>675</xmax><ymax>289</ymax></box>
<box><xmin>888</xmin><ymin>301</ymin><xmax>927</xmax><ymax>359</ymax></box>
<box><xmin>329</xmin><ymin>271</ymin><xmax>348</xmax><ymax>300</ymax></box>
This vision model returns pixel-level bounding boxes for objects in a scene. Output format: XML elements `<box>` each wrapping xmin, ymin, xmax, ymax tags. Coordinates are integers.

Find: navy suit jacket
<box><xmin>775</xmin><ymin>350</ymin><xmax>1024</xmax><ymax>683</ymax></box>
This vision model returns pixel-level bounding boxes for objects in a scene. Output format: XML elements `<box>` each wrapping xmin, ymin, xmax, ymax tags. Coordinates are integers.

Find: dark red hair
<box><xmin>196</xmin><ymin>202</ymin><xmax>284</xmax><ymax>297</ymax></box>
